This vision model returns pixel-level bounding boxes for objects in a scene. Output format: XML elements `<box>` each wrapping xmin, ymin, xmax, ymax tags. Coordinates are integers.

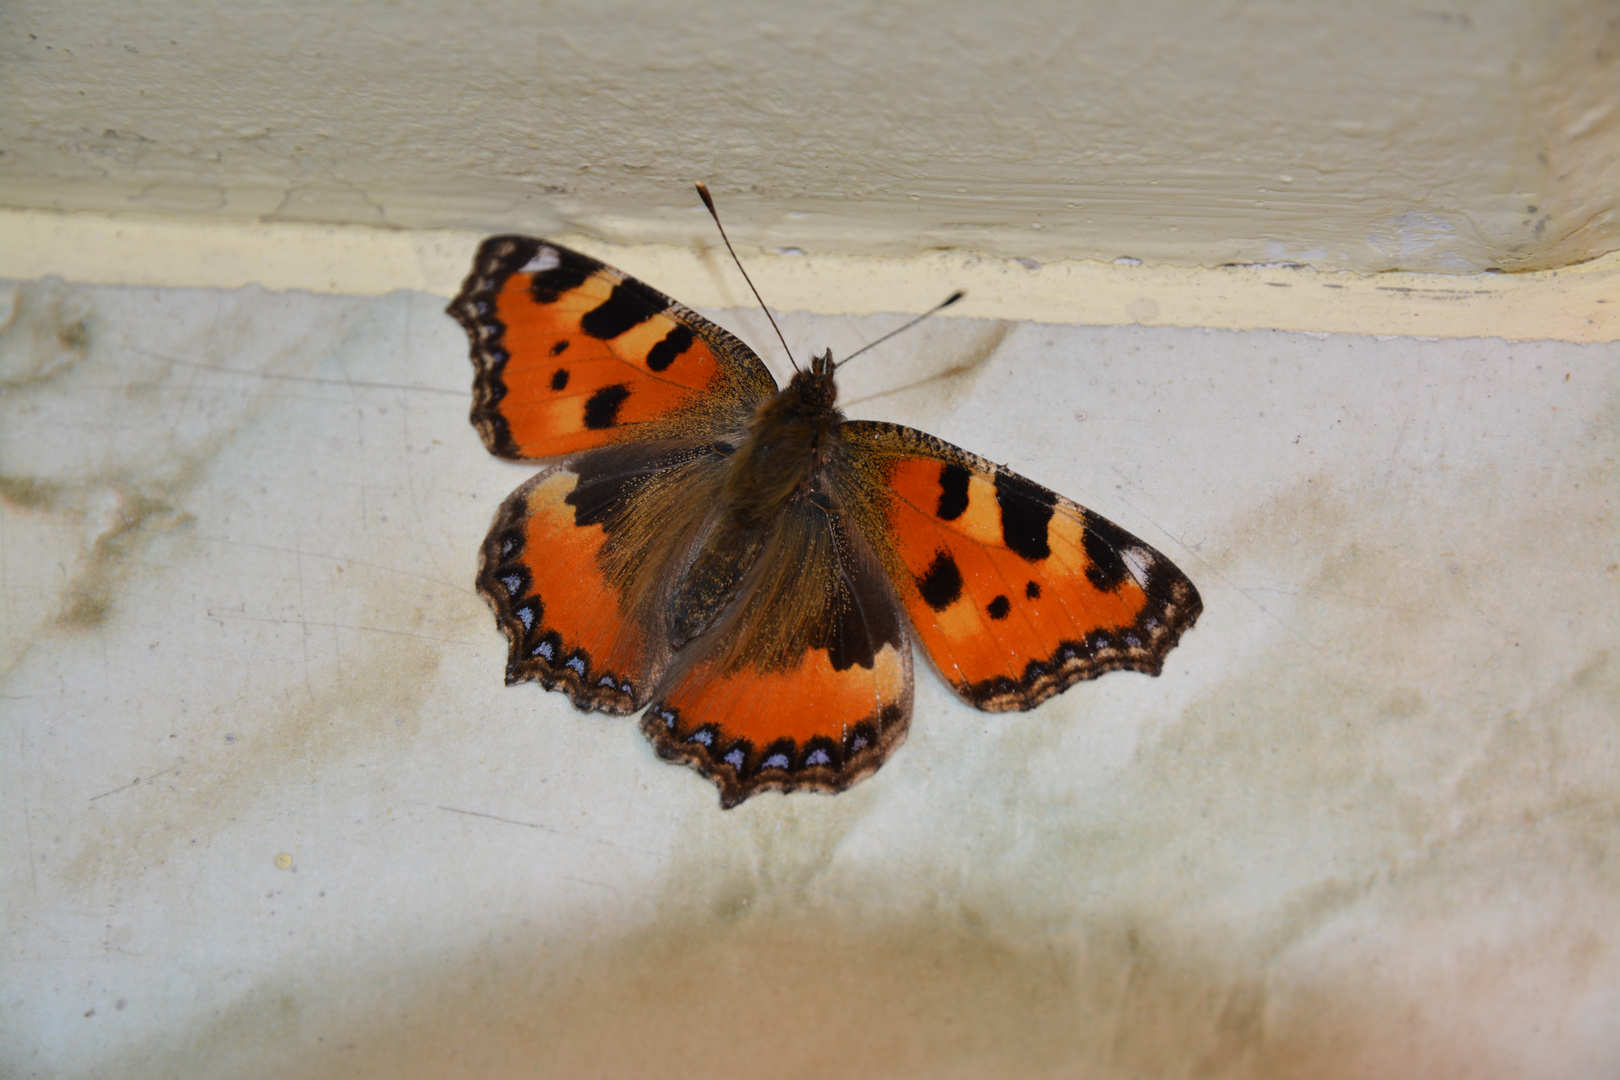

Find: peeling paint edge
<box><xmin>1</xmin><ymin>209</ymin><xmax>1615</xmax><ymax>342</ymax></box>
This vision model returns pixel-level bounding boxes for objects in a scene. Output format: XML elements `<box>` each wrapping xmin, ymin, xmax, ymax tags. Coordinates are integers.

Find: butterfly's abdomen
<box><xmin>669</xmin><ymin>522</ymin><xmax>766</xmax><ymax>649</ymax></box>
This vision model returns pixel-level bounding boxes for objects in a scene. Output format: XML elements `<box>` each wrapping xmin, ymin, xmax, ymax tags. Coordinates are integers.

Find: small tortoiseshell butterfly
<box><xmin>448</xmin><ymin>194</ymin><xmax>1201</xmax><ymax>808</ymax></box>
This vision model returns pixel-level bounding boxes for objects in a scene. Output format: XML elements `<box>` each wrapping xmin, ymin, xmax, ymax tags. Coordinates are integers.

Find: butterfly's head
<box><xmin>784</xmin><ymin>351</ymin><xmax>839</xmax><ymax>415</ymax></box>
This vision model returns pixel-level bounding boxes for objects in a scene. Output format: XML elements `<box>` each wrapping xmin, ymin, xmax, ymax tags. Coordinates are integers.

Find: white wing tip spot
<box><xmin>1122</xmin><ymin>546</ymin><xmax>1157</xmax><ymax>584</ymax></box>
<box><xmin>520</xmin><ymin>246</ymin><xmax>561</xmax><ymax>274</ymax></box>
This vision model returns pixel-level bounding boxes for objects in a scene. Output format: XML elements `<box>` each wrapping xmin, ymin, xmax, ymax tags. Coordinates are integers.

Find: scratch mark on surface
<box><xmin>1109</xmin><ymin>476</ymin><xmax>1316</xmax><ymax>648</ymax></box>
<box><xmin>18</xmin><ymin>728</ymin><xmax>39</xmax><ymax>895</ymax></box>
<box><xmin>1382</xmin><ymin>410</ymin><xmax>1414</xmax><ymax>498</ymax></box>
<box><xmin>295</xmin><ymin>545</ymin><xmax>314</xmax><ymax>704</ymax></box>
<box><xmin>165</xmin><ymin>358</ymin><xmax>202</xmax><ymax>442</ymax></box>
<box><xmin>196</xmin><ymin>534</ymin><xmax>472</xmax><ymax>595</ymax></box>
<box><xmin>561</xmin><ymin>875</ymin><xmax>620</xmax><ymax>894</ymax></box>
<box><xmin>437</xmin><ymin>806</ymin><xmax>659</xmax><ymax>856</ymax></box>
<box><xmin>23</xmin><ymin>793</ymin><xmax>39</xmax><ymax>896</ymax></box>
<box><xmin>89</xmin><ymin>762</ymin><xmax>182</xmax><ymax>802</ymax></box>
<box><xmin>1377</xmin><ymin>347</ymin><xmax>1422</xmax><ymax>516</ymax></box>
<box><xmin>438</xmin><ymin>805</ymin><xmax>562</xmax><ymax>833</ymax></box>
<box><xmin>341</xmin><ymin>357</ymin><xmax>371</xmax><ymax>533</ymax></box>
<box><xmin>1244</xmin><ymin>585</ymin><xmax>1466</xmax><ymax>623</ymax></box>
<box><xmin>400</xmin><ymin>377</ymin><xmax>424</xmax><ymax>533</ymax></box>
<box><xmin>204</xmin><ymin>610</ymin><xmax>474</xmax><ymax>646</ymax></box>
<box><xmin>142</xmin><ymin>351</ymin><xmax>468</xmax><ymax>397</ymax></box>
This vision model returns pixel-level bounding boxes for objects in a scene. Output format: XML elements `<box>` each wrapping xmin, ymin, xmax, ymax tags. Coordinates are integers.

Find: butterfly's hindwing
<box><xmin>476</xmin><ymin>440</ymin><xmax>733</xmax><ymax>713</ymax></box>
<box><xmin>642</xmin><ymin>495</ymin><xmax>914</xmax><ymax>808</ymax></box>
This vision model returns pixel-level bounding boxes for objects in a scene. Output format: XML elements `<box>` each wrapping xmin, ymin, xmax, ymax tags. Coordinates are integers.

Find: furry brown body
<box><xmin>671</xmin><ymin>355</ymin><xmax>846</xmax><ymax>649</ymax></box>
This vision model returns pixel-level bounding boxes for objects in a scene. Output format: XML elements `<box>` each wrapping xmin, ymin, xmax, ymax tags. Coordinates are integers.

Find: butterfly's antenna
<box><xmin>835</xmin><ymin>290</ymin><xmax>965</xmax><ymax>369</ymax></box>
<box><xmin>695</xmin><ymin>182</ymin><xmax>799</xmax><ymax>372</ymax></box>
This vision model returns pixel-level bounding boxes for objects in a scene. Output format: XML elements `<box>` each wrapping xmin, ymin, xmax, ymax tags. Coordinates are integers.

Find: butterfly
<box><xmin>447</xmin><ymin>212</ymin><xmax>1201</xmax><ymax>808</ymax></box>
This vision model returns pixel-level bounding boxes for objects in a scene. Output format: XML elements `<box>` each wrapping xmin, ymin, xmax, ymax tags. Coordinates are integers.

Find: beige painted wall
<box><xmin>3</xmin><ymin>1</ymin><xmax>1616</xmax><ymax>275</ymax></box>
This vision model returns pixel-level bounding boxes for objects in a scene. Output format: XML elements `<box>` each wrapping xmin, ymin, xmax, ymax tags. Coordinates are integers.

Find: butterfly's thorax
<box><xmin>722</xmin><ymin>359</ymin><xmax>844</xmax><ymax>529</ymax></box>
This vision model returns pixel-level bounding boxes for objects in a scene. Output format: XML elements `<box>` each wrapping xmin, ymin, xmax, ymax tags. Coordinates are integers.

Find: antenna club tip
<box><xmin>694</xmin><ymin>182</ymin><xmax>716</xmax><ymax>212</ymax></box>
<box><xmin>943</xmin><ymin>290</ymin><xmax>966</xmax><ymax>306</ymax></box>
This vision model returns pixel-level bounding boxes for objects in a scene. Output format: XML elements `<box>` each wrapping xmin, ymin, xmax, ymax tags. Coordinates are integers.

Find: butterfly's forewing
<box><xmin>477</xmin><ymin>439</ymin><xmax>734</xmax><ymax>713</ymax></box>
<box><xmin>456</xmin><ymin>236</ymin><xmax>783</xmax><ymax>717</ymax></box>
<box><xmin>448</xmin><ymin>237</ymin><xmax>778</xmax><ymax>459</ymax></box>
<box><xmin>641</xmin><ymin>498</ymin><xmax>913</xmax><ymax>808</ymax></box>
<box><xmin>834</xmin><ymin>422</ymin><xmax>1201</xmax><ymax>712</ymax></box>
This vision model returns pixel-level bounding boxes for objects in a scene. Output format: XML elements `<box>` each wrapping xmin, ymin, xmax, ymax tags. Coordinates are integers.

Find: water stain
<box><xmin>0</xmin><ymin>278</ymin><xmax>93</xmax><ymax>388</ymax></box>
<box><xmin>0</xmin><ymin>467</ymin><xmax>197</xmax><ymax>633</ymax></box>
<box><xmin>0</xmin><ymin>281</ymin><xmax>373</xmax><ymax>639</ymax></box>
<box><xmin>115</xmin><ymin>823</ymin><xmax>1617</xmax><ymax>1080</ymax></box>
<box><xmin>58</xmin><ymin>582</ymin><xmax>451</xmax><ymax>891</ymax></box>
<box><xmin>60</xmin><ymin>489</ymin><xmax>192</xmax><ymax>629</ymax></box>
<box><xmin>0</xmin><ymin>472</ymin><xmax>65</xmax><ymax>511</ymax></box>
<box><xmin>116</xmin><ymin>903</ymin><xmax>1236</xmax><ymax>1080</ymax></box>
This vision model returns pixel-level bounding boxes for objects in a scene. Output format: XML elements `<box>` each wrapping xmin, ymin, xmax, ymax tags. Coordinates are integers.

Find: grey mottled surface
<box><xmin>2</xmin><ymin>279</ymin><xmax>1616</xmax><ymax>1078</ymax></box>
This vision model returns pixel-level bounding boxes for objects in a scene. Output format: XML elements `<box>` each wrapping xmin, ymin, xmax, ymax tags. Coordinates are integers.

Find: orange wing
<box><xmin>476</xmin><ymin>440</ymin><xmax>733</xmax><ymax>714</ymax></box>
<box><xmin>448</xmin><ymin>237</ymin><xmax>778</xmax><ymax>459</ymax></box>
<box><xmin>833</xmin><ymin>422</ymin><xmax>1201</xmax><ymax>711</ymax></box>
<box><xmin>641</xmin><ymin>498</ymin><xmax>913</xmax><ymax>808</ymax></box>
